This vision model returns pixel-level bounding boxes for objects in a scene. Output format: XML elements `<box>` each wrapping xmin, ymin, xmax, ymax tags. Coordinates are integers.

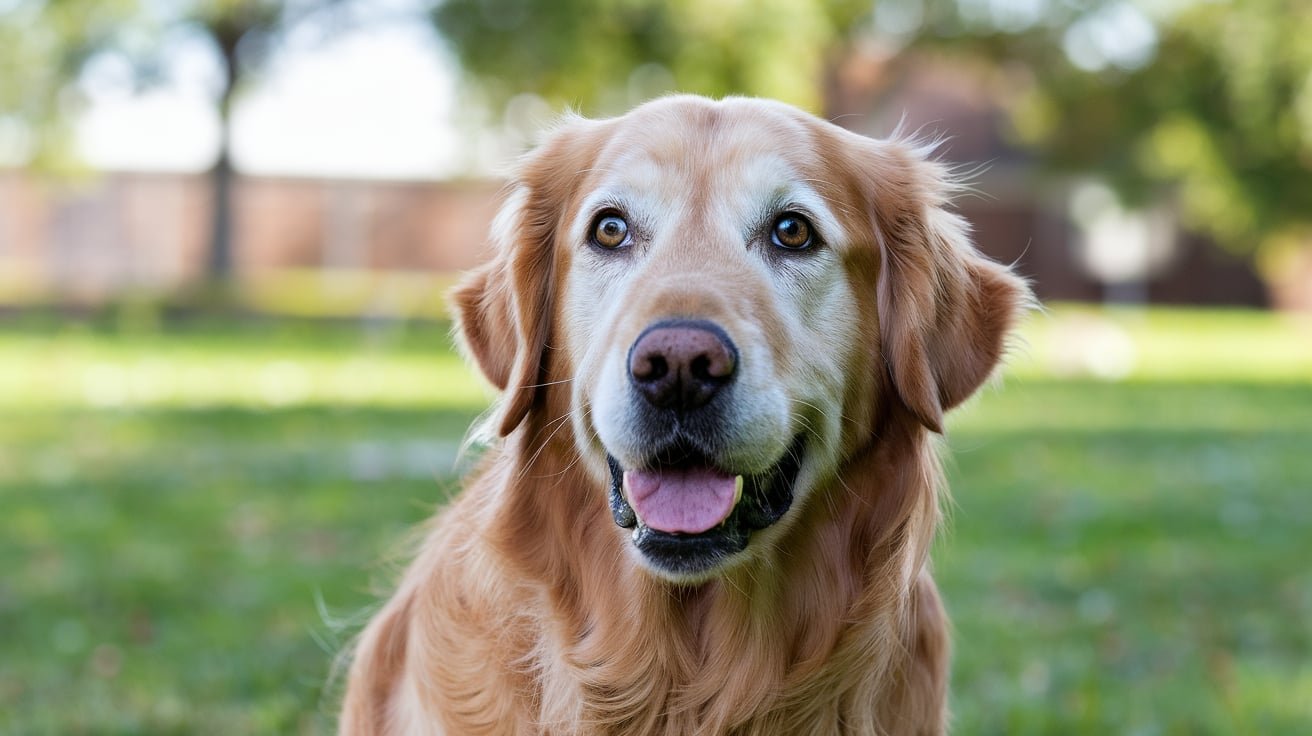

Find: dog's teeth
<box><xmin>631</xmin><ymin>528</ymin><xmax>641</xmax><ymax>541</ymax></box>
<box><xmin>733</xmin><ymin>475</ymin><xmax>744</xmax><ymax>507</ymax></box>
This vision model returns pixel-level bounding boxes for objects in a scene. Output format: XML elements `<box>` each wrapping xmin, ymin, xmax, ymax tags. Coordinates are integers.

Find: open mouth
<box><xmin>606</xmin><ymin>435</ymin><xmax>805</xmax><ymax>577</ymax></box>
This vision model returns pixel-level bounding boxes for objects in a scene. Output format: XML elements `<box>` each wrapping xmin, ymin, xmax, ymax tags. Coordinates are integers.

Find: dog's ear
<box><xmin>868</xmin><ymin>145</ymin><xmax>1030</xmax><ymax>433</ymax></box>
<box><xmin>451</xmin><ymin>120</ymin><xmax>595</xmax><ymax>437</ymax></box>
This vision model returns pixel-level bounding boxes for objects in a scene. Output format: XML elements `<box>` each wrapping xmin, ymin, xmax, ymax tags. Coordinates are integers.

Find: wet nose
<box><xmin>628</xmin><ymin>320</ymin><xmax>738</xmax><ymax>412</ymax></box>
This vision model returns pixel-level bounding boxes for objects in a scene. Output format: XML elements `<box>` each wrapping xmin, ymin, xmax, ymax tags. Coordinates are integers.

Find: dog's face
<box><xmin>455</xmin><ymin>96</ymin><xmax>1024</xmax><ymax>583</ymax></box>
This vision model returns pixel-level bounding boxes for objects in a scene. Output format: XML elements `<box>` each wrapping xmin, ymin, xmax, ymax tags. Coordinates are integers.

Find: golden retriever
<box><xmin>340</xmin><ymin>95</ymin><xmax>1028</xmax><ymax>735</ymax></box>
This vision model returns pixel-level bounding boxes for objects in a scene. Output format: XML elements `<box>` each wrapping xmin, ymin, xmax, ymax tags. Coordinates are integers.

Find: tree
<box><xmin>192</xmin><ymin>1</ymin><xmax>288</xmax><ymax>280</ymax></box>
<box><xmin>917</xmin><ymin>0</ymin><xmax>1312</xmax><ymax>263</ymax></box>
<box><xmin>0</xmin><ymin>0</ymin><xmax>138</xmax><ymax>172</ymax></box>
<box><xmin>432</xmin><ymin>0</ymin><xmax>872</xmax><ymax>116</ymax></box>
<box><xmin>0</xmin><ymin>0</ymin><xmax>342</xmax><ymax>282</ymax></box>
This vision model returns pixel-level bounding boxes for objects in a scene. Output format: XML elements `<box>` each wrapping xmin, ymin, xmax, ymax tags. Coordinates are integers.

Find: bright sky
<box><xmin>76</xmin><ymin>16</ymin><xmax>471</xmax><ymax>180</ymax></box>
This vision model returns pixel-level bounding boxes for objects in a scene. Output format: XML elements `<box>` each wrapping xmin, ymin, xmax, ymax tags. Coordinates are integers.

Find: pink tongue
<box><xmin>624</xmin><ymin>467</ymin><xmax>738</xmax><ymax>534</ymax></box>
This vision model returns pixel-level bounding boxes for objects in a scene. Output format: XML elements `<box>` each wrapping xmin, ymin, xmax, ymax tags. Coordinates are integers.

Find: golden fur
<box><xmin>340</xmin><ymin>96</ymin><xmax>1029</xmax><ymax>735</ymax></box>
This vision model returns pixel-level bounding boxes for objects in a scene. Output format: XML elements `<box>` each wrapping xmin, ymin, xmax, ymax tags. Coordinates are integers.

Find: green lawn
<box><xmin>1</xmin><ymin>307</ymin><xmax>1309</xmax><ymax>734</ymax></box>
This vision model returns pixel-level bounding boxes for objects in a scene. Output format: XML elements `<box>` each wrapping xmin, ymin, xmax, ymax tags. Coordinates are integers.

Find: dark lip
<box><xmin>606</xmin><ymin>434</ymin><xmax>805</xmax><ymax>577</ymax></box>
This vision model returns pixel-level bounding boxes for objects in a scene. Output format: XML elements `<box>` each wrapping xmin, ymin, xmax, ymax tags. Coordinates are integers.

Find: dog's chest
<box><xmin>530</xmin><ymin>625</ymin><xmax>890</xmax><ymax>736</ymax></box>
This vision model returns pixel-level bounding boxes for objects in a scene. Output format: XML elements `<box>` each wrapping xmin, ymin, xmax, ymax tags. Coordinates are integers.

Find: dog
<box><xmin>340</xmin><ymin>95</ymin><xmax>1028</xmax><ymax>735</ymax></box>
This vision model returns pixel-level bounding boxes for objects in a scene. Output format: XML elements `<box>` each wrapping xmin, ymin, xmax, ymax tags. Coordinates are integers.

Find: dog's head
<box><xmin>454</xmin><ymin>96</ymin><xmax>1027</xmax><ymax>583</ymax></box>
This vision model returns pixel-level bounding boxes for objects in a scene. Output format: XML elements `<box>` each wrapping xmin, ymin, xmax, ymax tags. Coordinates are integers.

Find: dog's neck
<box><xmin>481</xmin><ymin>401</ymin><xmax>941</xmax><ymax>730</ymax></box>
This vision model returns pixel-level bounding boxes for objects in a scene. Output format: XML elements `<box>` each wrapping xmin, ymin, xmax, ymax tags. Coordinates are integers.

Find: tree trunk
<box><xmin>206</xmin><ymin>31</ymin><xmax>240</xmax><ymax>283</ymax></box>
<box><xmin>207</xmin><ymin>132</ymin><xmax>234</xmax><ymax>281</ymax></box>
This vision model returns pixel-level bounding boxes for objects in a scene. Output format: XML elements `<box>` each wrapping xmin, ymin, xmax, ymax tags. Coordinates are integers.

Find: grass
<box><xmin>1</xmin><ymin>306</ymin><xmax>1309</xmax><ymax>734</ymax></box>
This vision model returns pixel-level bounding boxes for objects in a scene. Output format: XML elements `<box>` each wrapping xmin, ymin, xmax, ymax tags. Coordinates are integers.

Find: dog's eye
<box><xmin>771</xmin><ymin>213</ymin><xmax>813</xmax><ymax>250</ymax></box>
<box><xmin>591</xmin><ymin>213</ymin><xmax>630</xmax><ymax>249</ymax></box>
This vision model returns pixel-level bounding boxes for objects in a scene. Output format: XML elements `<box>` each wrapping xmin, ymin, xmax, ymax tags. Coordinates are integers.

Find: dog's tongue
<box><xmin>624</xmin><ymin>467</ymin><xmax>738</xmax><ymax>534</ymax></box>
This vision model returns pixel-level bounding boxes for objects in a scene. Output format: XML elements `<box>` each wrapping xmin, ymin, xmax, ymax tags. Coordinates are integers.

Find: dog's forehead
<box><xmin>577</xmin><ymin>98</ymin><xmax>841</xmax><ymax>232</ymax></box>
<box><xmin>628</xmin><ymin>99</ymin><xmax>814</xmax><ymax>155</ymax></box>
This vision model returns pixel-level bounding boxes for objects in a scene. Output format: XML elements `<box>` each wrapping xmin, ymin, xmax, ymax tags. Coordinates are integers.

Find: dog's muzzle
<box><xmin>606</xmin><ymin>434</ymin><xmax>804</xmax><ymax>578</ymax></box>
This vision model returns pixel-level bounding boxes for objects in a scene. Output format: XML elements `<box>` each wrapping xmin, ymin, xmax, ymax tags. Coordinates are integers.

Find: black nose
<box><xmin>628</xmin><ymin>320</ymin><xmax>737</xmax><ymax>412</ymax></box>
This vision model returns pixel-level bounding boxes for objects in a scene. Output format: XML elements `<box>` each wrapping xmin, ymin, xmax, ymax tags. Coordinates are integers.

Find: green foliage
<box><xmin>433</xmin><ymin>0</ymin><xmax>872</xmax><ymax>114</ymax></box>
<box><xmin>1</xmin><ymin>309</ymin><xmax>1309</xmax><ymax>732</ymax></box>
<box><xmin>0</xmin><ymin>0</ymin><xmax>138</xmax><ymax>169</ymax></box>
<box><xmin>977</xmin><ymin>0</ymin><xmax>1312</xmax><ymax>253</ymax></box>
<box><xmin>871</xmin><ymin>0</ymin><xmax>1312</xmax><ymax>255</ymax></box>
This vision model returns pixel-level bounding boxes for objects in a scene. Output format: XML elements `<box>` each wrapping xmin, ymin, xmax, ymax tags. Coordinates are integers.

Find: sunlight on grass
<box><xmin>0</xmin><ymin>324</ymin><xmax>489</xmax><ymax>410</ymax></box>
<box><xmin>1009</xmin><ymin>304</ymin><xmax>1312</xmax><ymax>383</ymax></box>
<box><xmin>2</xmin><ymin>306</ymin><xmax>1308</xmax><ymax>413</ymax></box>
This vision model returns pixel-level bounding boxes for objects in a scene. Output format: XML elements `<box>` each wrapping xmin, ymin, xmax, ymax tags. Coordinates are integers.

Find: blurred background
<box><xmin>1</xmin><ymin>0</ymin><xmax>1309</xmax><ymax>732</ymax></box>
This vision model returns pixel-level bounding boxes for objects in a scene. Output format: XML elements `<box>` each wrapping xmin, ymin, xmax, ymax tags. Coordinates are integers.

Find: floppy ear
<box><xmin>451</xmin><ymin>122</ymin><xmax>593</xmax><ymax>437</ymax></box>
<box><xmin>872</xmin><ymin>149</ymin><xmax>1030</xmax><ymax>433</ymax></box>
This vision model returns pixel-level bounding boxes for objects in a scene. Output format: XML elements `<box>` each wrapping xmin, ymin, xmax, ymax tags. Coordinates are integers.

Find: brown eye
<box><xmin>592</xmin><ymin>214</ymin><xmax>630</xmax><ymax>249</ymax></box>
<box><xmin>771</xmin><ymin>213</ymin><xmax>812</xmax><ymax>250</ymax></box>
